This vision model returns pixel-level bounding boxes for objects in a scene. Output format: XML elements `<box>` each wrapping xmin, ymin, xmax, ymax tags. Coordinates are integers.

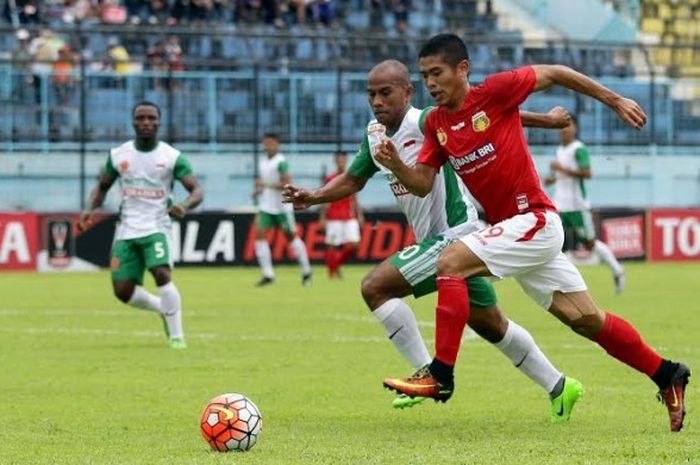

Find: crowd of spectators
<box><xmin>2</xmin><ymin>0</ymin><xmax>418</xmax><ymax>31</ymax></box>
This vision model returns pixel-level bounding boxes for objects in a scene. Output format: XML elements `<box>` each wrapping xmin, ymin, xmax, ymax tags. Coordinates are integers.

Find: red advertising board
<box><xmin>0</xmin><ymin>213</ymin><xmax>40</xmax><ymax>270</ymax></box>
<box><xmin>601</xmin><ymin>215</ymin><xmax>645</xmax><ymax>259</ymax></box>
<box><xmin>648</xmin><ymin>209</ymin><xmax>700</xmax><ymax>261</ymax></box>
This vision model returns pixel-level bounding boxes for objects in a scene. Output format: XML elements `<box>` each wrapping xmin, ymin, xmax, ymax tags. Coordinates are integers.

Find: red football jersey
<box><xmin>323</xmin><ymin>172</ymin><xmax>356</xmax><ymax>220</ymax></box>
<box><xmin>418</xmin><ymin>66</ymin><xmax>556</xmax><ymax>225</ymax></box>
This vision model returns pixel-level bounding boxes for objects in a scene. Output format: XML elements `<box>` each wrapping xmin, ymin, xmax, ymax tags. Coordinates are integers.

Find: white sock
<box><xmin>291</xmin><ymin>237</ymin><xmax>311</xmax><ymax>274</ymax></box>
<box><xmin>493</xmin><ymin>319</ymin><xmax>562</xmax><ymax>394</ymax></box>
<box><xmin>255</xmin><ymin>240</ymin><xmax>274</xmax><ymax>278</ymax></box>
<box><xmin>593</xmin><ymin>240</ymin><xmax>624</xmax><ymax>275</ymax></box>
<box><xmin>373</xmin><ymin>298</ymin><xmax>431</xmax><ymax>371</ymax></box>
<box><xmin>159</xmin><ymin>282</ymin><xmax>184</xmax><ymax>340</ymax></box>
<box><xmin>127</xmin><ymin>286</ymin><xmax>161</xmax><ymax>313</ymax></box>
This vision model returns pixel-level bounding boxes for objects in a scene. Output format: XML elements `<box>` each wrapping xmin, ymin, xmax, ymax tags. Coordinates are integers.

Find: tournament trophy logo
<box><xmin>48</xmin><ymin>219</ymin><xmax>73</xmax><ymax>267</ymax></box>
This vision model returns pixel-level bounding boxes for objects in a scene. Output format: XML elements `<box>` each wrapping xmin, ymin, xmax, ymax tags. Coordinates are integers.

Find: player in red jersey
<box><xmin>320</xmin><ymin>151</ymin><xmax>364</xmax><ymax>278</ymax></box>
<box><xmin>377</xmin><ymin>34</ymin><xmax>690</xmax><ymax>432</ymax></box>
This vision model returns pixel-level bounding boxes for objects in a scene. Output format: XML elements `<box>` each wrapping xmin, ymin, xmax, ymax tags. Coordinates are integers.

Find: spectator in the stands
<box><xmin>12</xmin><ymin>29</ymin><xmax>35</xmax><ymax>104</ymax></box>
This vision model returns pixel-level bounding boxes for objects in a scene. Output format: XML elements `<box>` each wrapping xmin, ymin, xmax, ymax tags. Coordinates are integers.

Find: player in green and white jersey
<box><xmin>544</xmin><ymin>116</ymin><xmax>625</xmax><ymax>293</ymax></box>
<box><xmin>284</xmin><ymin>60</ymin><xmax>583</xmax><ymax>420</ymax></box>
<box><xmin>252</xmin><ymin>133</ymin><xmax>312</xmax><ymax>287</ymax></box>
<box><xmin>78</xmin><ymin>101</ymin><xmax>203</xmax><ymax>349</ymax></box>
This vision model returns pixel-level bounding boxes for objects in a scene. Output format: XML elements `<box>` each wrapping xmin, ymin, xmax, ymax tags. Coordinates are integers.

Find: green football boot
<box><xmin>550</xmin><ymin>377</ymin><xmax>584</xmax><ymax>423</ymax></box>
<box><xmin>168</xmin><ymin>337</ymin><xmax>187</xmax><ymax>350</ymax></box>
<box><xmin>392</xmin><ymin>393</ymin><xmax>427</xmax><ymax>410</ymax></box>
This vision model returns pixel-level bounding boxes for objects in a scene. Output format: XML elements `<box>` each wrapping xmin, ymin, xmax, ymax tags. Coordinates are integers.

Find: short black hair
<box><xmin>419</xmin><ymin>34</ymin><xmax>470</xmax><ymax>67</ymax></box>
<box><xmin>263</xmin><ymin>132</ymin><xmax>280</xmax><ymax>141</ymax></box>
<box><xmin>132</xmin><ymin>100</ymin><xmax>161</xmax><ymax>118</ymax></box>
<box><xmin>334</xmin><ymin>150</ymin><xmax>347</xmax><ymax>157</ymax></box>
<box><xmin>569</xmin><ymin>114</ymin><xmax>579</xmax><ymax>127</ymax></box>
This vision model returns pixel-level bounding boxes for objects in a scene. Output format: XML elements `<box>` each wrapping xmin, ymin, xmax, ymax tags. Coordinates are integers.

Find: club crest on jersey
<box><xmin>472</xmin><ymin>111</ymin><xmax>490</xmax><ymax>132</ymax></box>
<box><xmin>437</xmin><ymin>128</ymin><xmax>448</xmax><ymax>146</ymax></box>
<box><xmin>119</xmin><ymin>160</ymin><xmax>129</xmax><ymax>172</ymax></box>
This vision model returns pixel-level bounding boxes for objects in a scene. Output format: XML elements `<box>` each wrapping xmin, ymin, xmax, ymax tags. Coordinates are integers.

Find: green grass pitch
<box><xmin>0</xmin><ymin>263</ymin><xmax>698</xmax><ymax>464</ymax></box>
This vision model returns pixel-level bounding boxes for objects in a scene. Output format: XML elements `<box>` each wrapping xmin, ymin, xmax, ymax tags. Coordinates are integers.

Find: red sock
<box><xmin>325</xmin><ymin>248</ymin><xmax>338</xmax><ymax>276</ymax></box>
<box><xmin>337</xmin><ymin>244</ymin><xmax>355</xmax><ymax>265</ymax></box>
<box><xmin>595</xmin><ymin>312</ymin><xmax>663</xmax><ymax>377</ymax></box>
<box><xmin>434</xmin><ymin>276</ymin><xmax>470</xmax><ymax>366</ymax></box>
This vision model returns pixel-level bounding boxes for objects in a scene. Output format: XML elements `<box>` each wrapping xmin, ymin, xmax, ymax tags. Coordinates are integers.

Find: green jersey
<box><xmin>552</xmin><ymin>139</ymin><xmax>591</xmax><ymax>211</ymax></box>
<box><xmin>105</xmin><ymin>140</ymin><xmax>192</xmax><ymax>240</ymax></box>
<box><xmin>258</xmin><ymin>153</ymin><xmax>289</xmax><ymax>214</ymax></box>
<box><xmin>349</xmin><ymin>106</ymin><xmax>478</xmax><ymax>242</ymax></box>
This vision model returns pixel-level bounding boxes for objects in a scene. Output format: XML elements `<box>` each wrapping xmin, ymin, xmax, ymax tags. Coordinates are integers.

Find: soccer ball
<box><xmin>200</xmin><ymin>393</ymin><xmax>262</xmax><ymax>452</ymax></box>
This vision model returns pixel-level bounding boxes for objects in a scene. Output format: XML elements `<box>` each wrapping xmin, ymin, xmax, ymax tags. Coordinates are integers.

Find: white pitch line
<box><xmin>0</xmin><ymin>326</ymin><xmax>479</xmax><ymax>344</ymax></box>
<box><xmin>0</xmin><ymin>327</ymin><xmax>217</xmax><ymax>340</ymax></box>
<box><xmin>0</xmin><ymin>308</ymin><xmax>202</xmax><ymax>317</ymax></box>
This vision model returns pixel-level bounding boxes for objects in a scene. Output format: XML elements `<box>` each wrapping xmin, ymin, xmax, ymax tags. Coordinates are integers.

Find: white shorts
<box><xmin>460</xmin><ymin>210</ymin><xmax>587</xmax><ymax>309</ymax></box>
<box><xmin>325</xmin><ymin>219</ymin><xmax>361</xmax><ymax>246</ymax></box>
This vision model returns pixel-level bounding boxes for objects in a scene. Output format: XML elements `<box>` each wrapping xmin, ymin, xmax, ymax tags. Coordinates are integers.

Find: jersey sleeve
<box><xmin>417</xmin><ymin>111</ymin><xmax>445</xmax><ymax>169</ymax></box>
<box><xmin>277</xmin><ymin>160</ymin><xmax>289</xmax><ymax>174</ymax></box>
<box><xmin>575</xmin><ymin>146</ymin><xmax>591</xmax><ymax>169</ymax></box>
<box><xmin>103</xmin><ymin>153</ymin><xmax>119</xmax><ymax>177</ymax></box>
<box><xmin>481</xmin><ymin>66</ymin><xmax>536</xmax><ymax>108</ymax></box>
<box><xmin>348</xmin><ymin>131</ymin><xmax>379</xmax><ymax>179</ymax></box>
<box><xmin>173</xmin><ymin>154</ymin><xmax>194</xmax><ymax>179</ymax></box>
<box><xmin>418</xmin><ymin>106</ymin><xmax>435</xmax><ymax>134</ymax></box>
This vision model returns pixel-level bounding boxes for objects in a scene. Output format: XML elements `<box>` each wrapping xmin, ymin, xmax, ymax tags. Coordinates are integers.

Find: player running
<box><xmin>376</xmin><ymin>34</ymin><xmax>690</xmax><ymax>432</ymax></box>
<box><xmin>284</xmin><ymin>59</ymin><xmax>584</xmax><ymax>421</ymax></box>
<box><xmin>252</xmin><ymin>132</ymin><xmax>312</xmax><ymax>287</ymax></box>
<box><xmin>77</xmin><ymin>101</ymin><xmax>203</xmax><ymax>349</ymax></box>
<box><xmin>544</xmin><ymin>116</ymin><xmax>625</xmax><ymax>293</ymax></box>
<box><xmin>319</xmin><ymin>151</ymin><xmax>364</xmax><ymax>279</ymax></box>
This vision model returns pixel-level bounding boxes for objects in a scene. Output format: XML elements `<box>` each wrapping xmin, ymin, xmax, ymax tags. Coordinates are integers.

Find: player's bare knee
<box><xmin>151</xmin><ymin>267</ymin><xmax>171</xmax><ymax>287</ymax></box>
<box><xmin>583</xmin><ymin>239</ymin><xmax>595</xmax><ymax>251</ymax></box>
<box><xmin>361</xmin><ymin>273</ymin><xmax>385</xmax><ymax>310</ymax></box>
<box><xmin>113</xmin><ymin>282</ymin><xmax>134</xmax><ymax>303</ymax></box>
<box><xmin>436</xmin><ymin>244</ymin><xmax>464</xmax><ymax>277</ymax></box>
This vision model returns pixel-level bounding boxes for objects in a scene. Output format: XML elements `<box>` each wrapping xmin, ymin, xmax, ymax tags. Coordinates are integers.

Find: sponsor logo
<box><xmin>471</xmin><ymin>110</ymin><xmax>490</xmax><ymax>132</ymax></box>
<box><xmin>450</xmin><ymin>121</ymin><xmax>466</xmax><ymax>131</ymax></box>
<box><xmin>389</xmin><ymin>181</ymin><xmax>410</xmax><ymax>197</ymax></box>
<box><xmin>122</xmin><ymin>187</ymin><xmax>166</xmax><ymax>199</ymax></box>
<box><xmin>118</xmin><ymin>160</ymin><xmax>129</xmax><ymax>172</ymax></box>
<box><xmin>437</xmin><ymin>127</ymin><xmax>447</xmax><ymax>146</ymax></box>
<box><xmin>601</xmin><ymin>216</ymin><xmax>645</xmax><ymax>258</ymax></box>
<box><xmin>447</xmin><ymin>143</ymin><xmax>495</xmax><ymax>172</ymax></box>
<box><xmin>402</xmin><ymin>139</ymin><xmax>416</xmax><ymax>148</ymax></box>
<box><xmin>110</xmin><ymin>257</ymin><xmax>121</xmax><ymax>271</ymax></box>
<box><xmin>368</xmin><ymin>122</ymin><xmax>385</xmax><ymax>136</ymax></box>
<box><xmin>0</xmin><ymin>214</ymin><xmax>39</xmax><ymax>270</ymax></box>
<box><xmin>170</xmin><ymin>220</ymin><xmax>236</xmax><ymax>263</ymax></box>
<box><xmin>649</xmin><ymin>210</ymin><xmax>700</xmax><ymax>261</ymax></box>
<box><xmin>516</xmin><ymin>194</ymin><xmax>529</xmax><ymax>211</ymax></box>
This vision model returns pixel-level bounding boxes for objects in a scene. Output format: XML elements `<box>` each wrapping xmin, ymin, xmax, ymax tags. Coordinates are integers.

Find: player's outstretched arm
<box><xmin>283</xmin><ymin>172</ymin><xmax>368</xmax><ymax>210</ymax></box>
<box><xmin>520</xmin><ymin>106</ymin><xmax>571</xmax><ymax>129</ymax></box>
<box><xmin>77</xmin><ymin>172</ymin><xmax>116</xmax><ymax>231</ymax></box>
<box><xmin>169</xmin><ymin>174</ymin><xmax>203</xmax><ymax>219</ymax></box>
<box><xmin>531</xmin><ymin>65</ymin><xmax>647</xmax><ymax>130</ymax></box>
<box><xmin>374</xmin><ymin>140</ymin><xmax>436</xmax><ymax>197</ymax></box>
